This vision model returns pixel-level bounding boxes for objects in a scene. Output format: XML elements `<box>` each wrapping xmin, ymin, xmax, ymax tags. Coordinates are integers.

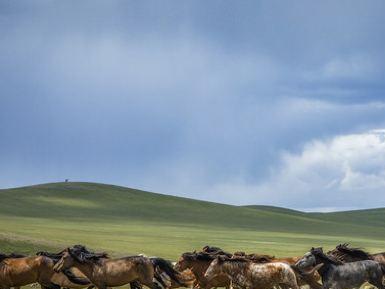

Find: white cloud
<box><xmin>250</xmin><ymin>129</ymin><xmax>385</xmax><ymax>210</ymax></box>
<box><xmin>193</xmin><ymin>128</ymin><xmax>385</xmax><ymax>211</ymax></box>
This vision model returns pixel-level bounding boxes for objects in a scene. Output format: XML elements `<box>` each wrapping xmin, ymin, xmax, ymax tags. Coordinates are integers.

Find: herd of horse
<box><xmin>1</xmin><ymin>244</ymin><xmax>385</xmax><ymax>289</ymax></box>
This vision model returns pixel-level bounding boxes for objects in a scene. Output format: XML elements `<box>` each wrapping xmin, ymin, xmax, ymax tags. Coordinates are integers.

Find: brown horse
<box><xmin>232</xmin><ymin>252</ymin><xmax>321</xmax><ymax>289</ymax></box>
<box><xmin>36</xmin><ymin>250</ymin><xmax>94</xmax><ymax>289</ymax></box>
<box><xmin>175</xmin><ymin>252</ymin><xmax>231</xmax><ymax>289</ymax></box>
<box><xmin>53</xmin><ymin>246</ymin><xmax>167</xmax><ymax>289</ymax></box>
<box><xmin>204</xmin><ymin>256</ymin><xmax>299</xmax><ymax>289</ymax></box>
<box><xmin>0</xmin><ymin>253</ymin><xmax>60</xmax><ymax>289</ymax></box>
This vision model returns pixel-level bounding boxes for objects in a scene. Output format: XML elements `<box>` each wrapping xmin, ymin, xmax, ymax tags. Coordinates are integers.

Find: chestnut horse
<box><xmin>175</xmin><ymin>252</ymin><xmax>231</xmax><ymax>289</ymax></box>
<box><xmin>0</xmin><ymin>253</ymin><xmax>59</xmax><ymax>289</ymax></box>
<box><xmin>53</xmin><ymin>246</ymin><xmax>178</xmax><ymax>289</ymax></box>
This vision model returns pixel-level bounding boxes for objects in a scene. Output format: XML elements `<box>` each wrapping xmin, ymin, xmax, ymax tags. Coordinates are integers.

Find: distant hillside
<box><xmin>243</xmin><ymin>205</ymin><xmax>306</xmax><ymax>216</ymax></box>
<box><xmin>245</xmin><ymin>204</ymin><xmax>385</xmax><ymax>230</ymax></box>
<box><xmin>1</xmin><ymin>182</ymin><xmax>385</xmax><ymax>258</ymax></box>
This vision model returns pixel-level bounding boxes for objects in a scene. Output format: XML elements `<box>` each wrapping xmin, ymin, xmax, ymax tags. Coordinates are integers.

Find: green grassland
<box><xmin>1</xmin><ymin>182</ymin><xmax>385</xmax><ymax>260</ymax></box>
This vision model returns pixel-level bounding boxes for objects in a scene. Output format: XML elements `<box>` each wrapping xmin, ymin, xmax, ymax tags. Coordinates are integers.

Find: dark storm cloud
<box><xmin>1</xmin><ymin>0</ymin><xmax>385</xmax><ymax>210</ymax></box>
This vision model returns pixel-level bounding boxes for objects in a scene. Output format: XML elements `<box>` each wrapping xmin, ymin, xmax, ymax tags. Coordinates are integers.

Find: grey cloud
<box><xmin>1</xmin><ymin>1</ymin><xmax>385</xmax><ymax>210</ymax></box>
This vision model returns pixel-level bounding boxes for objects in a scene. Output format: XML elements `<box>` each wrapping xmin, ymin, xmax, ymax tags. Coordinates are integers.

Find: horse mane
<box><xmin>181</xmin><ymin>245</ymin><xmax>232</xmax><ymax>262</ymax></box>
<box><xmin>0</xmin><ymin>253</ymin><xmax>26</xmax><ymax>262</ymax></box>
<box><xmin>233</xmin><ymin>252</ymin><xmax>274</xmax><ymax>263</ymax></box>
<box><xmin>201</xmin><ymin>246</ymin><xmax>232</xmax><ymax>257</ymax></box>
<box><xmin>182</xmin><ymin>248</ymin><xmax>272</xmax><ymax>263</ymax></box>
<box><xmin>333</xmin><ymin>244</ymin><xmax>373</xmax><ymax>260</ymax></box>
<box><xmin>36</xmin><ymin>250</ymin><xmax>66</xmax><ymax>262</ymax></box>
<box><xmin>223</xmin><ymin>256</ymin><xmax>250</xmax><ymax>263</ymax></box>
<box><xmin>311</xmin><ymin>247</ymin><xmax>343</xmax><ymax>265</ymax></box>
<box><xmin>68</xmin><ymin>245</ymin><xmax>108</xmax><ymax>263</ymax></box>
<box><xmin>182</xmin><ymin>252</ymin><xmax>217</xmax><ymax>261</ymax></box>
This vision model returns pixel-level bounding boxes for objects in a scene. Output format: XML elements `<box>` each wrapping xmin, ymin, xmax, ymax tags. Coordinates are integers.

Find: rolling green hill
<box><xmin>1</xmin><ymin>182</ymin><xmax>385</xmax><ymax>259</ymax></box>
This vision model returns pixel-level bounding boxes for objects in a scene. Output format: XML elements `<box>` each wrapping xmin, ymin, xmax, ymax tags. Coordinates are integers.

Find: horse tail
<box><xmin>151</xmin><ymin>257</ymin><xmax>181</xmax><ymax>285</ymax></box>
<box><xmin>62</xmin><ymin>269</ymin><xmax>91</xmax><ymax>285</ymax></box>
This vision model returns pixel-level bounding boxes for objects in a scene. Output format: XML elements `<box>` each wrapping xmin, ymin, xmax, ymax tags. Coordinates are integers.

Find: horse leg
<box><xmin>368</xmin><ymin>277</ymin><xmax>385</xmax><ymax>289</ymax></box>
<box><xmin>139</xmin><ymin>274</ymin><xmax>161</xmax><ymax>289</ymax></box>
<box><xmin>130</xmin><ymin>281</ymin><xmax>143</xmax><ymax>289</ymax></box>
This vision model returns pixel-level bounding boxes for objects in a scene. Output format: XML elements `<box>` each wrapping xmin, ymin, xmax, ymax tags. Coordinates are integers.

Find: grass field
<box><xmin>1</xmin><ymin>182</ymin><xmax>385</xmax><ymax>260</ymax></box>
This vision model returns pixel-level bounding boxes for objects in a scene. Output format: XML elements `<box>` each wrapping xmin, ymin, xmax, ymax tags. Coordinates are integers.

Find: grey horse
<box><xmin>295</xmin><ymin>247</ymin><xmax>385</xmax><ymax>289</ymax></box>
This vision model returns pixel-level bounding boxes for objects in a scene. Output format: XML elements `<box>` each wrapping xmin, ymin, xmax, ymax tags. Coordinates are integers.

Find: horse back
<box><xmin>273</xmin><ymin>256</ymin><xmax>300</xmax><ymax>265</ymax></box>
<box><xmin>335</xmin><ymin>260</ymin><xmax>383</xmax><ymax>275</ymax></box>
<box><xmin>103</xmin><ymin>257</ymin><xmax>154</xmax><ymax>284</ymax></box>
<box><xmin>250</xmin><ymin>262</ymin><xmax>295</xmax><ymax>280</ymax></box>
<box><xmin>0</xmin><ymin>257</ymin><xmax>43</xmax><ymax>287</ymax></box>
<box><xmin>3</xmin><ymin>256</ymin><xmax>42</xmax><ymax>270</ymax></box>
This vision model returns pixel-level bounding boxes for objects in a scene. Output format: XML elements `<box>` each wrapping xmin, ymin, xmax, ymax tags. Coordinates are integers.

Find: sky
<box><xmin>1</xmin><ymin>1</ymin><xmax>385</xmax><ymax>211</ymax></box>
